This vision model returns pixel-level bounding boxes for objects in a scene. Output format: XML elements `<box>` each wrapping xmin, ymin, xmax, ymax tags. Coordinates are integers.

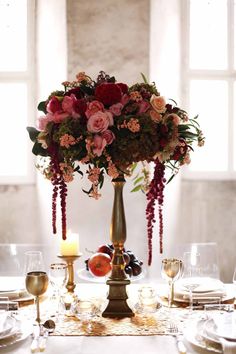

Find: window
<box><xmin>182</xmin><ymin>0</ymin><xmax>236</xmax><ymax>179</ymax></box>
<box><xmin>0</xmin><ymin>0</ymin><xmax>35</xmax><ymax>184</ymax></box>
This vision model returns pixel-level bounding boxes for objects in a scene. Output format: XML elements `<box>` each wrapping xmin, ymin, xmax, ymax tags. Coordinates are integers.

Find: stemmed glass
<box><xmin>49</xmin><ymin>263</ymin><xmax>68</xmax><ymax>318</ymax></box>
<box><xmin>25</xmin><ymin>272</ymin><xmax>48</xmax><ymax>324</ymax></box>
<box><xmin>182</xmin><ymin>251</ymin><xmax>201</xmax><ymax>315</ymax></box>
<box><xmin>24</xmin><ymin>251</ymin><xmax>48</xmax><ymax>324</ymax></box>
<box><xmin>233</xmin><ymin>267</ymin><xmax>236</xmax><ymax>294</ymax></box>
<box><xmin>161</xmin><ymin>258</ymin><xmax>183</xmax><ymax>307</ymax></box>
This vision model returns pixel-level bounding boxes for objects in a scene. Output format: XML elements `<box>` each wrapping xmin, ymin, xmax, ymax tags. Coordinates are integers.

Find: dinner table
<box><xmin>0</xmin><ymin>244</ymin><xmax>235</xmax><ymax>354</ymax></box>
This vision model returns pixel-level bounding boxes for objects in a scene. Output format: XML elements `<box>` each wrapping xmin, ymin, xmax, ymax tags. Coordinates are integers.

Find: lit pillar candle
<box><xmin>60</xmin><ymin>232</ymin><xmax>79</xmax><ymax>256</ymax></box>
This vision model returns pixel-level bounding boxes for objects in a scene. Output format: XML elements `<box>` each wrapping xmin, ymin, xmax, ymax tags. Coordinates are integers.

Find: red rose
<box><xmin>65</xmin><ymin>87</ymin><xmax>84</xmax><ymax>99</ymax></box>
<box><xmin>46</xmin><ymin>96</ymin><xmax>61</xmax><ymax>114</ymax></box>
<box><xmin>117</xmin><ymin>83</ymin><xmax>128</xmax><ymax>94</ymax></box>
<box><xmin>73</xmin><ymin>98</ymin><xmax>87</xmax><ymax>116</ymax></box>
<box><xmin>95</xmin><ymin>83</ymin><xmax>122</xmax><ymax>106</ymax></box>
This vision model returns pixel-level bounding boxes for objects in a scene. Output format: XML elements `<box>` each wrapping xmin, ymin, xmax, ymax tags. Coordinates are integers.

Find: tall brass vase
<box><xmin>102</xmin><ymin>174</ymin><xmax>134</xmax><ymax>318</ymax></box>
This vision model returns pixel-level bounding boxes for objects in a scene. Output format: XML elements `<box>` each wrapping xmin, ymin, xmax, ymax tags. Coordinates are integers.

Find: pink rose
<box><xmin>121</xmin><ymin>94</ymin><xmax>130</xmax><ymax>106</ymax></box>
<box><xmin>101</xmin><ymin>130</ymin><xmax>115</xmax><ymax>145</ymax></box>
<box><xmin>150</xmin><ymin>95</ymin><xmax>166</xmax><ymax>113</ymax></box>
<box><xmin>62</xmin><ymin>95</ymin><xmax>74</xmax><ymax>114</ymax></box>
<box><xmin>87</xmin><ymin>111</ymin><xmax>112</xmax><ymax>133</ymax></box>
<box><xmin>138</xmin><ymin>100</ymin><xmax>151</xmax><ymax>114</ymax></box>
<box><xmin>167</xmin><ymin>113</ymin><xmax>180</xmax><ymax>126</ymax></box>
<box><xmin>37</xmin><ymin>115</ymin><xmax>51</xmax><ymax>131</ymax></box>
<box><xmin>93</xmin><ymin>135</ymin><xmax>107</xmax><ymax>157</ymax></box>
<box><xmin>51</xmin><ymin>111</ymin><xmax>69</xmax><ymax>123</ymax></box>
<box><xmin>109</xmin><ymin>103</ymin><xmax>123</xmax><ymax>116</ymax></box>
<box><xmin>46</xmin><ymin>96</ymin><xmax>62</xmax><ymax>114</ymax></box>
<box><xmin>85</xmin><ymin>100</ymin><xmax>104</xmax><ymax>119</ymax></box>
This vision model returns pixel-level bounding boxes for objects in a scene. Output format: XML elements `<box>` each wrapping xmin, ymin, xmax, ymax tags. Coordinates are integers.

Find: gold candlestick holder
<box><xmin>57</xmin><ymin>254</ymin><xmax>82</xmax><ymax>293</ymax></box>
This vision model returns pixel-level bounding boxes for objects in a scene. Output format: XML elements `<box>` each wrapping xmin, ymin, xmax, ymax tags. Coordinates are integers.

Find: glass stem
<box><xmin>189</xmin><ymin>288</ymin><xmax>193</xmax><ymax>314</ymax></box>
<box><xmin>168</xmin><ymin>281</ymin><xmax>174</xmax><ymax>308</ymax></box>
<box><xmin>35</xmin><ymin>295</ymin><xmax>40</xmax><ymax>324</ymax></box>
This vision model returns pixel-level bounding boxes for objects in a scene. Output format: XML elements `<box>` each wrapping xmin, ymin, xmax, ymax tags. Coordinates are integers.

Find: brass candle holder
<box><xmin>57</xmin><ymin>254</ymin><xmax>82</xmax><ymax>293</ymax></box>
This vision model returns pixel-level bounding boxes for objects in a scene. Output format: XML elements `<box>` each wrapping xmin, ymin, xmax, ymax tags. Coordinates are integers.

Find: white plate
<box><xmin>184</xmin><ymin>319</ymin><xmax>223</xmax><ymax>353</ymax></box>
<box><xmin>78</xmin><ymin>268</ymin><xmax>145</xmax><ymax>283</ymax></box>
<box><xmin>0</xmin><ymin>277</ymin><xmax>25</xmax><ymax>293</ymax></box>
<box><xmin>204</xmin><ymin>315</ymin><xmax>236</xmax><ymax>342</ymax></box>
<box><xmin>177</xmin><ymin>278</ymin><xmax>224</xmax><ymax>293</ymax></box>
<box><xmin>0</xmin><ymin>318</ymin><xmax>32</xmax><ymax>348</ymax></box>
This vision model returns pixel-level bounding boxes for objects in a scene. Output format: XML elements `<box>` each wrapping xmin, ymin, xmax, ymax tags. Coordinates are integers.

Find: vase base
<box><xmin>102</xmin><ymin>278</ymin><xmax>134</xmax><ymax>318</ymax></box>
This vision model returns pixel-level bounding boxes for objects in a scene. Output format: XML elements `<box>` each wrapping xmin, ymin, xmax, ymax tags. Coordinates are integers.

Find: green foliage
<box><xmin>26</xmin><ymin>127</ymin><xmax>40</xmax><ymax>142</ymax></box>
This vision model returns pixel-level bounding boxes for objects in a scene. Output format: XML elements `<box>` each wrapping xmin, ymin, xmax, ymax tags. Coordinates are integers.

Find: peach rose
<box><xmin>85</xmin><ymin>100</ymin><xmax>104</xmax><ymax>119</ymax></box>
<box><xmin>87</xmin><ymin>111</ymin><xmax>111</xmax><ymax>133</ymax></box>
<box><xmin>150</xmin><ymin>110</ymin><xmax>162</xmax><ymax>123</ymax></box>
<box><xmin>150</xmin><ymin>95</ymin><xmax>166</xmax><ymax>113</ymax></box>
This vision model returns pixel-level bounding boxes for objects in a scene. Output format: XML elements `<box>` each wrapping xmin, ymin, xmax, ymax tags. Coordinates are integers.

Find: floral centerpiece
<box><xmin>27</xmin><ymin>71</ymin><xmax>204</xmax><ymax>265</ymax></box>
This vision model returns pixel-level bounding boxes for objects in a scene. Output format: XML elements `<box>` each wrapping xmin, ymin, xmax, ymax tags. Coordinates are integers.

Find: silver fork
<box><xmin>169</xmin><ymin>322</ymin><xmax>187</xmax><ymax>354</ymax></box>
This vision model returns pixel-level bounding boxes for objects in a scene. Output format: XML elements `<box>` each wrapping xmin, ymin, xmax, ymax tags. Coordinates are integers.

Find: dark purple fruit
<box><xmin>125</xmin><ymin>265</ymin><xmax>133</xmax><ymax>277</ymax></box>
<box><xmin>130</xmin><ymin>261</ymin><xmax>142</xmax><ymax>276</ymax></box>
<box><xmin>123</xmin><ymin>252</ymin><xmax>130</xmax><ymax>266</ymax></box>
<box><xmin>85</xmin><ymin>259</ymin><xmax>89</xmax><ymax>271</ymax></box>
<box><xmin>126</xmin><ymin>251</ymin><xmax>136</xmax><ymax>262</ymax></box>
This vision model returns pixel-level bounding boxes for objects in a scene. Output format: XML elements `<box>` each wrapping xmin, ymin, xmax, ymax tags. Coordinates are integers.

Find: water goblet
<box><xmin>49</xmin><ymin>263</ymin><xmax>68</xmax><ymax>318</ymax></box>
<box><xmin>25</xmin><ymin>271</ymin><xmax>48</xmax><ymax>324</ymax></box>
<box><xmin>161</xmin><ymin>258</ymin><xmax>183</xmax><ymax>307</ymax></box>
<box><xmin>182</xmin><ymin>251</ymin><xmax>201</xmax><ymax>315</ymax></box>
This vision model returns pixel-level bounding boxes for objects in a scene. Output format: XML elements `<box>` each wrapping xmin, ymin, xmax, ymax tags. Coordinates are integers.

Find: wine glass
<box><xmin>182</xmin><ymin>251</ymin><xmax>201</xmax><ymax>315</ymax></box>
<box><xmin>49</xmin><ymin>263</ymin><xmax>68</xmax><ymax>318</ymax></box>
<box><xmin>24</xmin><ymin>251</ymin><xmax>45</xmax><ymax>274</ymax></box>
<box><xmin>25</xmin><ymin>271</ymin><xmax>48</xmax><ymax>324</ymax></box>
<box><xmin>161</xmin><ymin>258</ymin><xmax>183</xmax><ymax>307</ymax></box>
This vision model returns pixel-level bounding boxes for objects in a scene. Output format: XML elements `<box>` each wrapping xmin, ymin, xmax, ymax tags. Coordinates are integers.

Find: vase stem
<box><xmin>102</xmin><ymin>174</ymin><xmax>134</xmax><ymax>318</ymax></box>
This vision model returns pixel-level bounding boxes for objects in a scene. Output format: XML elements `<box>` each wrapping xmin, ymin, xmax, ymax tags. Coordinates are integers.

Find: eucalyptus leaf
<box><xmin>131</xmin><ymin>184</ymin><xmax>142</xmax><ymax>192</ymax></box>
<box><xmin>134</xmin><ymin>176</ymin><xmax>144</xmax><ymax>185</ymax></box>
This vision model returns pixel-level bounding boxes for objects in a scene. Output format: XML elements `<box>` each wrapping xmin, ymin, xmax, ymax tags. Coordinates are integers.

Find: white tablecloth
<box><xmin>0</xmin><ymin>282</ymin><xmax>235</xmax><ymax>354</ymax></box>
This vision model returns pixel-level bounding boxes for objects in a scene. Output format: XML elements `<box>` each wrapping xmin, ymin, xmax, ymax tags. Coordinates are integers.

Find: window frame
<box><xmin>181</xmin><ymin>0</ymin><xmax>236</xmax><ymax>180</ymax></box>
<box><xmin>0</xmin><ymin>0</ymin><xmax>36</xmax><ymax>185</ymax></box>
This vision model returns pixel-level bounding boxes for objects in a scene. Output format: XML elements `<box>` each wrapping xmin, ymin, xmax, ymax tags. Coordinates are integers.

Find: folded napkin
<box><xmin>0</xmin><ymin>312</ymin><xmax>7</xmax><ymax>333</ymax></box>
<box><xmin>182</xmin><ymin>290</ymin><xmax>226</xmax><ymax>300</ymax></box>
<box><xmin>219</xmin><ymin>338</ymin><xmax>236</xmax><ymax>354</ymax></box>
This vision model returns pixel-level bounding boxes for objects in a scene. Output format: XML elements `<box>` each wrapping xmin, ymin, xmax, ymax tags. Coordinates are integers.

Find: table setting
<box><xmin>0</xmin><ymin>242</ymin><xmax>235</xmax><ymax>354</ymax></box>
<box><xmin>1</xmin><ymin>72</ymin><xmax>235</xmax><ymax>353</ymax></box>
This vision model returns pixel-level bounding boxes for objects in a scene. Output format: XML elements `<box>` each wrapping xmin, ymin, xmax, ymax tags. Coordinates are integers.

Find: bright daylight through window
<box><xmin>0</xmin><ymin>0</ymin><xmax>35</xmax><ymax>183</ymax></box>
<box><xmin>182</xmin><ymin>0</ymin><xmax>236</xmax><ymax>178</ymax></box>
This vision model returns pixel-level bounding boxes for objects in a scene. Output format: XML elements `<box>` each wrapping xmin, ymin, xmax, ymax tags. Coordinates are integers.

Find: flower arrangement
<box><xmin>27</xmin><ymin>71</ymin><xmax>204</xmax><ymax>265</ymax></box>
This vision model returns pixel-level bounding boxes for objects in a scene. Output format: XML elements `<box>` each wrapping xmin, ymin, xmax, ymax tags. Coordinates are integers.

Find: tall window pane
<box><xmin>189</xmin><ymin>80</ymin><xmax>228</xmax><ymax>171</ymax></box>
<box><xmin>0</xmin><ymin>83</ymin><xmax>28</xmax><ymax>176</ymax></box>
<box><xmin>0</xmin><ymin>0</ymin><xmax>27</xmax><ymax>71</ymax></box>
<box><xmin>189</xmin><ymin>0</ymin><xmax>227</xmax><ymax>70</ymax></box>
